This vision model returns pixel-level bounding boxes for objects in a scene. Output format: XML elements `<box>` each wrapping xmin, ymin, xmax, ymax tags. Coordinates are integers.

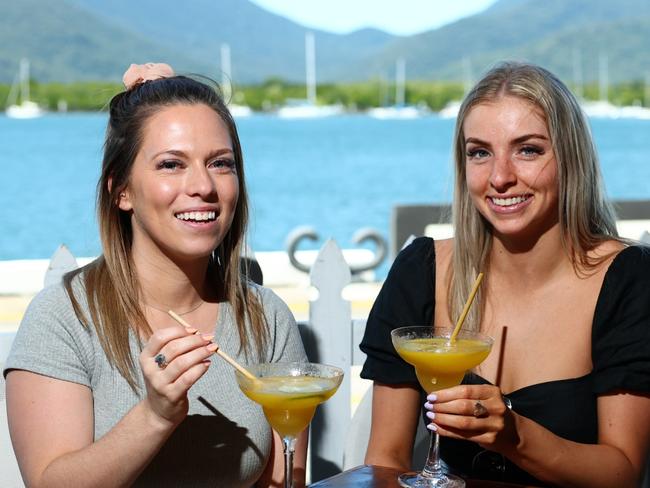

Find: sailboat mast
<box><xmin>598</xmin><ymin>53</ymin><xmax>608</xmax><ymax>102</ymax></box>
<box><xmin>395</xmin><ymin>58</ymin><xmax>405</xmax><ymax>107</ymax></box>
<box><xmin>221</xmin><ymin>44</ymin><xmax>233</xmax><ymax>102</ymax></box>
<box><xmin>572</xmin><ymin>48</ymin><xmax>583</xmax><ymax>99</ymax></box>
<box><xmin>305</xmin><ymin>32</ymin><xmax>316</xmax><ymax>105</ymax></box>
<box><xmin>20</xmin><ymin>58</ymin><xmax>30</xmax><ymax>102</ymax></box>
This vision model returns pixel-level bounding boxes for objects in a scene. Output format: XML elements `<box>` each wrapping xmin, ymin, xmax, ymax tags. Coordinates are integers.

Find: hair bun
<box><xmin>122</xmin><ymin>63</ymin><xmax>175</xmax><ymax>90</ymax></box>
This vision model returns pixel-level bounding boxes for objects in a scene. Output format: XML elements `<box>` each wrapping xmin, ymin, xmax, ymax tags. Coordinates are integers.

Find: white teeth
<box><xmin>175</xmin><ymin>211</ymin><xmax>216</xmax><ymax>222</ymax></box>
<box><xmin>491</xmin><ymin>196</ymin><xmax>528</xmax><ymax>206</ymax></box>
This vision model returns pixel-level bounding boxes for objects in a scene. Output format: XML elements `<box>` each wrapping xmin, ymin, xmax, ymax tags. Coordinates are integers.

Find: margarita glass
<box><xmin>391</xmin><ymin>326</ymin><xmax>493</xmax><ymax>488</ymax></box>
<box><xmin>235</xmin><ymin>362</ymin><xmax>344</xmax><ymax>488</ymax></box>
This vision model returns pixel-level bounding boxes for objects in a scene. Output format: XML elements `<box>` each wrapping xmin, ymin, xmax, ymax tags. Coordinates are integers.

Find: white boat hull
<box><xmin>6</xmin><ymin>100</ymin><xmax>44</xmax><ymax>119</ymax></box>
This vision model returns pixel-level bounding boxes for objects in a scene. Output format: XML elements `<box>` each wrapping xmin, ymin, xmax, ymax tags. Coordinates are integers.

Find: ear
<box><xmin>117</xmin><ymin>188</ymin><xmax>133</xmax><ymax>212</ymax></box>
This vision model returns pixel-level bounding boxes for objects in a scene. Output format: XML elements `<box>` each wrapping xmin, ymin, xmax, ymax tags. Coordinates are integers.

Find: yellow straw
<box><xmin>449</xmin><ymin>272</ymin><xmax>484</xmax><ymax>343</ymax></box>
<box><xmin>167</xmin><ymin>310</ymin><xmax>260</xmax><ymax>383</ymax></box>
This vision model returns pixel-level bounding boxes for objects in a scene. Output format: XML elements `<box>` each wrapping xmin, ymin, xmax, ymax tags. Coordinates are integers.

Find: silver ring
<box><xmin>473</xmin><ymin>400</ymin><xmax>489</xmax><ymax>418</ymax></box>
<box><xmin>154</xmin><ymin>353</ymin><xmax>168</xmax><ymax>369</ymax></box>
<box><xmin>502</xmin><ymin>394</ymin><xmax>512</xmax><ymax>410</ymax></box>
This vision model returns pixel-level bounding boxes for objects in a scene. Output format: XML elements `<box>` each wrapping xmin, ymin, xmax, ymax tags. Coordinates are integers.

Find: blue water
<box><xmin>1</xmin><ymin>113</ymin><xmax>649</xmax><ymax>276</ymax></box>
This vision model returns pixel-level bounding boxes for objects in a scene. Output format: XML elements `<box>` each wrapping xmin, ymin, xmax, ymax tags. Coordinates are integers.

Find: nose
<box><xmin>186</xmin><ymin>163</ymin><xmax>217</xmax><ymax>199</ymax></box>
<box><xmin>489</xmin><ymin>153</ymin><xmax>517</xmax><ymax>193</ymax></box>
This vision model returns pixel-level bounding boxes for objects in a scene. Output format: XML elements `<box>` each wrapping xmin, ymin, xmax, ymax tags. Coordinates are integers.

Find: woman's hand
<box><xmin>424</xmin><ymin>384</ymin><xmax>518</xmax><ymax>454</ymax></box>
<box><xmin>140</xmin><ymin>326</ymin><xmax>217</xmax><ymax>427</ymax></box>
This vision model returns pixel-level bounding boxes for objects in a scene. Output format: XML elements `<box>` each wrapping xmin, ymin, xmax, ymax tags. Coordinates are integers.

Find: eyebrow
<box><xmin>465</xmin><ymin>133</ymin><xmax>549</xmax><ymax>146</ymax></box>
<box><xmin>153</xmin><ymin>148</ymin><xmax>234</xmax><ymax>159</ymax></box>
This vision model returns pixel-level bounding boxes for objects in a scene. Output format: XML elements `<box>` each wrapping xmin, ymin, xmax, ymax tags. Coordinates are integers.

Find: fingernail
<box><xmin>206</xmin><ymin>343</ymin><xmax>219</xmax><ymax>352</ymax></box>
<box><xmin>186</xmin><ymin>327</ymin><xmax>198</xmax><ymax>334</ymax></box>
<box><xmin>427</xmin><ymin>393</ymin><xmax>437</xmax><ymax>402</ymax></box>
<box><xmin>426</xmin><ymin>411</ymin><xmax>435</xmax><ymax>420</ymax></box>
<box><xmin>424</xmin><ymin>402</ymin><xmax>433</xmax><ymax>410</ymax></box>
<box><xmin>201</xmin><ymin>334</ymin><xmax>214</xmax><ymax>341</ymax></box>
<box><xmin>427</xmin><ymin>423</ymin><xmax>437</xmax><ymax>432</ymax></box>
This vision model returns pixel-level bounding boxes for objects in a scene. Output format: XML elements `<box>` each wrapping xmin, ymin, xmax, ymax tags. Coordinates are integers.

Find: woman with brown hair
<box><xmin>4</xmin><ymin>63</ymin><xmax>307</xmax><ymax>487</ymax></box>
<box><xmin>360</xmin><ymin>61</ymin><xmax>650</xmax><ymax>486</ymax></box>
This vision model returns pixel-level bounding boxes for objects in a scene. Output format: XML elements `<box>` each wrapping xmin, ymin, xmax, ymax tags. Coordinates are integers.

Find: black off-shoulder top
<box><xmin>360</xmin><ymin>237</ymin><xmax>650</xmax><ymax>485</ymax></box>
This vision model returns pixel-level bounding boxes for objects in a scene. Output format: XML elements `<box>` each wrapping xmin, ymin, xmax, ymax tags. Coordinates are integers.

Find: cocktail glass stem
<box><xmin>283</xmin><ymin>436</ymin><xmax>297</xmax><ymax>488</ymax></box>
<box><xmin>396</xmin><ymin>428</ymin><xmax>465</xmax><ymax>487</ymax></box>
<box><xmin>421</xmin><ymin>430</ymin><xmax>443</xmax><ymax>478</ymax></box>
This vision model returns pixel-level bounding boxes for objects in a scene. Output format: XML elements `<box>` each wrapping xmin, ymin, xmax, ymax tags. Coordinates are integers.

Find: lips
<box><xmin>489</xmin><ymin>195</ymin><xmax>530</xmax><ymax>207</ymax></box>
<box><xmin>174</xmin><ymin>210</ymin><xmax>217</xmax><ymax>222</ymax></box>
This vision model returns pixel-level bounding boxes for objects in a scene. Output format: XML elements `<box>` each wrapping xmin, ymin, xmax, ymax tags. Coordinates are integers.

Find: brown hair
<box><xmin>449</xmin><ymin>61</ymin><xmax>619</xmax><ymax>330</ymax></box>
<box><xmin>64</xmin><ymin>76</ymin><xmax>267</xmax><ymax>389</ymax></box>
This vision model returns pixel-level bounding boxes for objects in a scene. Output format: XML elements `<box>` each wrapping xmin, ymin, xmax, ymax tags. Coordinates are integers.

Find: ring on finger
<box><xmin>473</xmin><ymin>399</ymin><xmax>488</xmax><ymax>418</ymax></box>
<box><xmin>154</xmin><ymin>353</ymin><xmax>168</xmax><ymax>369</ymax></box>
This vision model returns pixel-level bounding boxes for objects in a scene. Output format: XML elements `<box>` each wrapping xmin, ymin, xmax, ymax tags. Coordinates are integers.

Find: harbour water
<box><xmin>1</xmin><ymin>113</ymin><xmax>649</xmax><ymax>275</ymax></box>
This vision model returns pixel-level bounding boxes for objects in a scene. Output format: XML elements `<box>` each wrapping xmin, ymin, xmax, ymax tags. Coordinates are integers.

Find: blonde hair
<box><xmin>449</xmin><ymin>61</ymin><xmax>619</xmax><ymax>330</ymax></box>
<box><xmin>64</xmin><ymin>76</ymin><xmax>267</xmax><ymax>390</ymax></box>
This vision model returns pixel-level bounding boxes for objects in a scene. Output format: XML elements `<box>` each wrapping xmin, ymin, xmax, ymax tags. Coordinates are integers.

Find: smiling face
<box><xmin>463</xmin><ymin>95</ymin><xmax>559</xmax><ymax>243</ymax></box>
<box><xmin>118</xmin><ymin>103</ymin><xmax>239</xmax><ymax>263</ymax></box>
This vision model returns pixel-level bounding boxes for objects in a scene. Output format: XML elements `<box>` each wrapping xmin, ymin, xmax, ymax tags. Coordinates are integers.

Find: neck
<box><xmin>131</xmin><ymin>243</ymin><xmax>215</xmax><ymax>314</ymax></box>
<box><xmin>489</xmin><ymin>222</ymin><xmax>573</xmax><ymax>284</ymax></box>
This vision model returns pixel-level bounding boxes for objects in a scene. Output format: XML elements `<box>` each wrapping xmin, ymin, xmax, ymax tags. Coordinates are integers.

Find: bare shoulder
<box><xmin>594</xmin><ymin>238</ymin><xmax>626</xmax><ymax>255</ymax></box>
<box><xmin>434</xmin><ymin>238</ymin><xmax>453</xmax><ymax>264</ymax></box>
<box><xmin>589</xmin><ymin>239</ymin><xmax>627</xmax><ymax>269</ymax></box>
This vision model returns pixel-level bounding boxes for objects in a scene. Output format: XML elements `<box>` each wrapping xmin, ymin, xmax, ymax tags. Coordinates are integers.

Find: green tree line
<box><xmin>1</xmin><ymin>79</ymin><xmax>648</xmax><ymax>112</ymax></box>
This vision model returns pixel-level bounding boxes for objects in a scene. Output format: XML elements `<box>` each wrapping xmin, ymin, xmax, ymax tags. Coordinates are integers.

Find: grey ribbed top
<box><xmin>4</xmin><ymin>277</ymin><xmax>306</xmax><ymax>487</ymax></box>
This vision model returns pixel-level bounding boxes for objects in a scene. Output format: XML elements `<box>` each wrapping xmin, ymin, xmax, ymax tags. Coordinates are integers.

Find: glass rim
<box><xmin>391</xmin><ymin>325</ymin><xmax>494</xmax><ymax>344</ymax></box>
<box><xmin>234</xmin><ymin>361</ymin><xmax>344</xmax><ymax>377</ymax></box>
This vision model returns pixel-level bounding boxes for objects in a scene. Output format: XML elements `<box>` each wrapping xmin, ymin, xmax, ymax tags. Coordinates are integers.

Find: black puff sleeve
<box><xmin>592</xmin><ymin>245</ymin><xmax>650</xmax><ymax>395</ymax></box>
<box><xmin>359</xmin><ymin>237</ymin><xmax>435</xmax><ymax>384</ymax></box>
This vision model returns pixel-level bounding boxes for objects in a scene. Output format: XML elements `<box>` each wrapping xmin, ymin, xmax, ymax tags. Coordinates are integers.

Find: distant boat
<box><xmin>6</xmin><ymin>59</ymin><xmax>44</xmax><ymax>119</ymax></box>
<box><xmin>438</xmin><ymin>100</ymin><xmax>462</xmax><ymax>119</ymax></box>
<box><xmin>368</xmin><ymin>58</ymin><xmax>429</xmax><ymax>120</ymax></box>
<box><xmin>277</xmin><ymin>32</ymin><xmax>343</xmax><ymax>119</ymax></box>
<box><xmin>437</xmin><ymin>57</ymin><xmax>473</xmax><ymax>120</ymax></box>
<box><xmin>220</xmin><ymin>44</ymin><xmax>253</xmax><ymax>118</ymax></box>
<box><xmin>582</xmin><ymin>100</ymin><xmax>650</xmax><ymax>119</ymax></box>
<box><xmin>580</xmin><ymin>53</ymin><xmax>650</xmax><ymax>120</ymax></box>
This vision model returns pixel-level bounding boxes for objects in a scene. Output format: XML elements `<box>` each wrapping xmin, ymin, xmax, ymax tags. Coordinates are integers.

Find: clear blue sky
<box><xmin>249</xmin><ymin>0</ymin><xmax>497</xmax><ymax>35</ymax></box>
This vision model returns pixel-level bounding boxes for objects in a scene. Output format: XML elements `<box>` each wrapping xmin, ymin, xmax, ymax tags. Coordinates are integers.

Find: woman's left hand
<box><xmin>424</xmin><ymin>384</ymin><xmax>518</xmax><ymax>453</ymax></box>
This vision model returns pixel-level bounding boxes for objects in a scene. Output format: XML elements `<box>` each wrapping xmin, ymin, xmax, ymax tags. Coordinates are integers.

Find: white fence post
<box><xmin>304</xmin><ymin>239</ymin><xmax>352</xmax><ymax>480</ymax></box>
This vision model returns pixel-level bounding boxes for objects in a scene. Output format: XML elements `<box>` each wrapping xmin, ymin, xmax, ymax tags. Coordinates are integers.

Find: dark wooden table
<box><xmin>308</xmin><ymin>465</ymin><xmax>532</xmax><ymax>488</ymax></box>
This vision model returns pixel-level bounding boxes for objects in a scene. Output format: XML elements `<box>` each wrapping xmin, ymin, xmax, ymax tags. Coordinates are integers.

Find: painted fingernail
<box><xmin>424</xmin><ymin>402</ymin><xmax>433</xmax><ymax>410</ymax></box>
<box><xmin>427</xmin><ymin>423</ymin><xmax>437</xmax><ymax>431</ymax></box>
<box><xmin>426</xmin><ymin>411</ymin><xmax>435</xmax><ymax>420</ymax></box>
<box><xmin>186</xmin><ymin>327</ymin><xmax>198</xmax><ymax>334</ymax></box>
<box><xmin>427</xmin><ymin>393</ymin><xmax>437</xmax><ymax>402</ymax></box>
<box><xmin>201</xmin><ymin>334</ymin><xmax>214</xmax><ymax>341</ymax></box>
<box><xmin>206</xmin><ymin>343</ymin><xmax>219</xmax><ymax>352</ymax></box>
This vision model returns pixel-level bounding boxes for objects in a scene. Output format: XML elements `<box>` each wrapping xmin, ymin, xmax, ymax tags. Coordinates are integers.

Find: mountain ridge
<box><xmin>1</xmin><ymin>0</ymin><xmax>648</xmax><ymax>84</ymax></box>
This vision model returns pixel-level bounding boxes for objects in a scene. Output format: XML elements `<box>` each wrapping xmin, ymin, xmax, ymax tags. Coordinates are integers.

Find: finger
<box><xmin>427</xmin><ymin>398</ymin><xmax>476</xmax><ymax>415</ymax></box>
<box><xmin>432</xmin><ymin>384</ymin><xmax>497</xmax><ymax>403</ymax></box>
<box><xmin>141</xmin><ymin>333</ymin><xmax>213</xmax><ymax>374</ymax></box>
<box><xmin>165</xmin><ymin>359</ymin><xmax>213</xmax><ymax>401</ymax></box>
<box><xmin>163</xmin><ymin>342</ymin><xmax>218</xmax><ymax>384</ymax></box>
<box><xmin>434</xmin><ymin>423</ymin><xmax>493</xmax><ymax>443</ymax></box>
<box><xmin>142</xmin><ymin>326</ymin><xmax>199</xmax><ymax>356</ymax></box>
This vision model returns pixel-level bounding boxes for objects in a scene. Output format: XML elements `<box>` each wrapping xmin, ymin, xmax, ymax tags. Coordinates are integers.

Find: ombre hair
<box><xmin>449</xmin><ymin>61</ymin><xmax>619</xmax><ymax>331</ymax></box>
<box><xmin>64</xmin><ymin>76</ymin><xmax>267</xmax><ymax>389</ymax></box>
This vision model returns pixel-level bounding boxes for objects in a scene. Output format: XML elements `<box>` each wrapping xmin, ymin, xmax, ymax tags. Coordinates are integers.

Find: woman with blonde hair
<box><xmin>360</xmin><ymin>61</ymin><xmax>650</xmax><ymax>486</ymax></box>
<box><xmin>4</xmin><ymin>63</ymin><xmax>307</xmax><ymax>487</ymax></box>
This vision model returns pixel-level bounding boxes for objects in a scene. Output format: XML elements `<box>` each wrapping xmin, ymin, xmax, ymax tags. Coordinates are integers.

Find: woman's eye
<box><xmin>520</xmin><ymin>146</ymin><xmax>544</xmax><ymax>157</ymax></box>
<box><xmin>210</xmin><ymin>159</ymin><xmax>236</xmax><ymax>172</ymax></box>
<box><xmin>157</xmin><ymin>160</ymin><xmax>181</xmax><ymax>171</ymax></box>
<box><xmin>466</xmin><ymin>148</ymin><xmax>490</xmax><ymax>159</ymax></box>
